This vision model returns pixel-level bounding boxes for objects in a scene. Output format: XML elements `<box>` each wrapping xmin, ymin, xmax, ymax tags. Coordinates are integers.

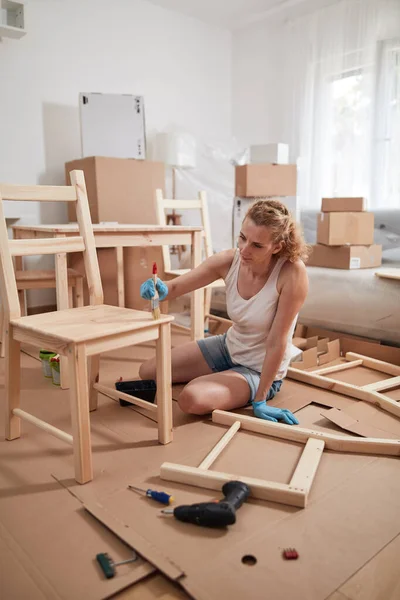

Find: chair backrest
<box><xmin>155</xmin><ymin>189</ymin><xmax>212</xmax><ymax>272</ymax></box>
<box><xmin>0</xmin><ymin>170</ymin><xmax>103</xmax><ymax>320</ymax></box>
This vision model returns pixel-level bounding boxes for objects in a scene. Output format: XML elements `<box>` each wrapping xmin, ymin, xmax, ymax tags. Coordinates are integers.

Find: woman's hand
<box><xmin>252</xmin><ymin>400</ymin><xmax>299</xmax><ymax>425</ymax></box>
<box><xmin>140</xmin><ymin>277</ymin><xmax>168</xmax><ymax>301</ymax></box>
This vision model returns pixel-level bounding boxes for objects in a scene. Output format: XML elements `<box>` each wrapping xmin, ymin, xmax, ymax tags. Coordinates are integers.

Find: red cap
<box><xmin>152</xmin><ymin>262</ymin><xmax>158</xmax><ymax>275</ymax></box>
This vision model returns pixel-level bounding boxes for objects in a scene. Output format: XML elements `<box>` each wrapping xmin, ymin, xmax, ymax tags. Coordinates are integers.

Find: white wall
<box><xmin>0</xmin><ymin>0</ymin><xmax>231</xmax><ymax>307</ymax></box>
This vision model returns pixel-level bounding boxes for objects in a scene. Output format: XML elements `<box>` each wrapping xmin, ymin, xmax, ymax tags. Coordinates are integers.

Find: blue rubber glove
<box><xmin>140</xmin><ymin>277</ymin><xmax>168</xmax><ymax>301</ymax></box>
<box><xmin>252</xmin><ymin>400</ymin><xmax>299</xmax><ymax>425</ymax></box>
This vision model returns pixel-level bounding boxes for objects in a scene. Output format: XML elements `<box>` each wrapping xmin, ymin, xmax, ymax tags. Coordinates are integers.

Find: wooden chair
<box><xmin>155</xmin><ymin>189</ymin><xmax>225</xmax><ymax>331</ymax></box>
<box><xmin>0</xmin><ymin>268</ymin><xmax>84</xmax><ymax>358</ymax></box>
<box><xmin>0</xmin><ymin>171</ymin><xmax>174</xmax><ymax>484</ymax></box>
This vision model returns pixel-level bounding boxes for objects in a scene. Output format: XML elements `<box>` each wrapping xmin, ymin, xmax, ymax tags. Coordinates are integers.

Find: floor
<box><xmin>1</xmin><ymin>326</ymin><xmax>400</xmax><ymax>600</ymax></box>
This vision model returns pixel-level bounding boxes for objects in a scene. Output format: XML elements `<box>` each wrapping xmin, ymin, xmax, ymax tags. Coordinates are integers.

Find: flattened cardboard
<box><xmin>307</xmin><ymin>244</ymin><xmax>382</xmax><ymax>269</ymax></box>
<box><xmin>317</xmin><ymin>212</ymin><xmax>374</xmax><ymax>246</ymax></box>
<box><xmin>235</xmin><ymin>164</ymin><xmax>297</xmax><ymax>197</ymax></box>
<box><xmin>321</xmin><ymin>197</ymin><xmax>366</xmax><ymax>212</ymax></box>
<box><xmin>321</xmin><ymin>408</ymin><xmax>399</xmax><ymax>439</ymax></box>
<box><xmin>188</xmin><ymin>458</ymin><xmax>400</xmax><ymax>600</ymax></box>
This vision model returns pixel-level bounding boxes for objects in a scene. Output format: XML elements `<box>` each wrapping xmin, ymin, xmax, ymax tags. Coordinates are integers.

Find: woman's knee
<box><xmin>138</xmin><ymin>358</ymin><xmax>156</xmax><ymax>380</ymax></box>
<box><xmin>178</xmin><ymin>384</ymin><xmax>209</xmax><ymax>415</ymax></box>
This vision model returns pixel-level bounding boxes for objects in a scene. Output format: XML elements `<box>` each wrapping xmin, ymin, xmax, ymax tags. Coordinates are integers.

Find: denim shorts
<box><xmin>197</xmin><ymin>333</ymin><xmax>283</xmax><ymax>404</ymax></box>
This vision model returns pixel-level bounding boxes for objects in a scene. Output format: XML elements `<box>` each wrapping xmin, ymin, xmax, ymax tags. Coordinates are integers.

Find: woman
<box><xmin>139</xmin><ymin>199</ymin><xmax>309</xmax><ymax>424</ymax></box>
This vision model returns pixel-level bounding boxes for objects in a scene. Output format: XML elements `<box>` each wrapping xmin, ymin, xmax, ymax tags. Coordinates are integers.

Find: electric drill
<box><xmin>161</xmin><ymin>480</ymin><xmax>250</xmax><ymax>528</ymax></box>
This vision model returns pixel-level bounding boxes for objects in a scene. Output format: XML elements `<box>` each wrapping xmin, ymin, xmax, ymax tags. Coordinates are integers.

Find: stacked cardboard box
<box><xmin>233</xmin><ymin>160</ymin><xmax>298</xmax><ymax>245</ymax></box>
<box><xmin>307</xmin><ymin>197</ymin><xmax>382</xmax><ymax>269</ymax></box>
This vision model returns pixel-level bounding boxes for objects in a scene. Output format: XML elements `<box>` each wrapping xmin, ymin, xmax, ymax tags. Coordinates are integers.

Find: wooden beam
<box><xmin>287</xmin><ymin>366</ymin><xmax>400</xmax><ymax>419</ymax></box>
<box><xmin>362</xmin><ymin>376</ymin><xmax>400</xmax><ymax>392</ymax></box>
<box><xmin>198</xmin><ymin>421</ymin><xmax>241</xmax><ymax>470</ymax></box>
<box><xmin>290</xmin><ymin>438</ymin><xmax>325</xmax><ymax>494</ymax></box>
<box><xmin>212</xmin><ymin>411</ymin><xmax>400</xmax><ymax>456</ymax></box>
<box><xmin>0</xmin><ymin>184</ymin><xmax>77</xmax><ymax>202</ymax></box>
<box><xmin>10</xmin><ymin>236</ymin><xmax>85</xmax><ymax>256</ymax></box>
<box><xmin>160</xmin><ymin>462</ymin><xmax>307</xmax><ymax>508</ymax></box>
<box><xmin>345</xmin><ymin>353</ymin><xmax>400</xmax><ymax>377</ymax></box>
<box><xmin>312</xmin><ymin>359</ymin><xmax>363</xmax><ymax>376</ymax></box>
<box><xmin>94</xmin><ymin>382</ymin><xmax>158</xmax><ymax>413</ymax></box>
<box><xmin>13</xmin><ymin>408</ymin><xmax>73</xmax><ymax>444</ymax></box>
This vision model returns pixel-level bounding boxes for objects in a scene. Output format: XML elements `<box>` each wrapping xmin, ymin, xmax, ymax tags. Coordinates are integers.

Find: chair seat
<box><xmin>164</xmin><ymin>269</ymin><xmax>225</xmax><ymax>289</ymax></box>
<box><xmin>11</xmin><ymin>304</ymin><xmax>174</xmax><ymax>344</ymax></box>
<box><xmin>15</xmin><ymin>268</ymin><xmax>84</xmax><ymax>282</ymax></box>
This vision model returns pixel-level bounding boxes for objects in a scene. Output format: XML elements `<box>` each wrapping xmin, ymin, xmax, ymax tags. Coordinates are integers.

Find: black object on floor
<box><xmin>115</xmin><ymin>379</ymin><xmax>157</xmax><ymax>407</ymax></box>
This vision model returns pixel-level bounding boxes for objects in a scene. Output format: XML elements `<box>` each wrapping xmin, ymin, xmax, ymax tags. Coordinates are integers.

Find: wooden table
<box><xmin>12</xmin><ymin>224</ymin><xmax>204</xmax><ymax>387</ymax></box>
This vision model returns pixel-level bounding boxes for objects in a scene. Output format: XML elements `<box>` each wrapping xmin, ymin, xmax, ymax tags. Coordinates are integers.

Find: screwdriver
<box><xmin>161</xmin><ymin>480</ymin><xmax>250</xmax><ymax>528</ymax></box>
<box><xmin>128</xmin><ymin>484</ymin><xmax>174</xmax><ymax>505</ymax></box>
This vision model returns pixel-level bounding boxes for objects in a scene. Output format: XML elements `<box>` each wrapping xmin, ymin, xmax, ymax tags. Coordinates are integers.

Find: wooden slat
<box><xmin>160</xmin><ymin>462</ymin><xmax>307</xmax><ymax>507</ymax></box>
<box><xmin>161</xmin><ymin>199</ymin><xmax>203</xmax><ymax>210</ymax></box>
<box><xmin>116</xmin><ymin>246</ymin><xmax>125</xmax><ymax>307</ymax></box>
<box><xmin>55</xmin><ymin>234</ymin><xmax>70</xmax><ymax>390</ymax></box>
<box><xmin>10</xmin><ymin>236</ymin><xmax>85</xmax><ymax>256</ymax></box>
<box><xmin>289</xmin><ymin>438</ymin><xmax>325</xmax><ymax>493</ymax></box>
<box><xmin>287</xmin><ymin>366</ymin><xmax>400</xmax><ymax>419</ymax></box>
<box><xmin>345</xmin><ymin>352</ymin><xmax>400</xmax><ymax>376</ymax></box>
<box><xmin>94</xmin><ymin>382</ymin><xmax>158</xmax><ymax>413</ymax></box>
<box><xmin>13</xmin><ymin>408</ymin><xmax>73</xmax><ymax>444</ymax></box>
<box><xmin>155</xmin><ymin>323</ymin><xmax>173</xmax><ymax>444</ymax></box>
<box><xmin>5</xmin><ymin>329</ymin><xmax>21</xmax><ymax>440</ymax></box>
<box><xmin>312</xmin><ymin>359</ymin><xmax>363</xmax><ymax>376</ymax></box>
<box><xmin>198</xmin><ymin>421</ymin><xmax>241</xmax><ymax>470</ymax></box>
<box><xmin>0</xmin><ymin>200</ymin><xmax>20</xmax><ymax>317</ymax></box>
<box><xmin>362</xmin><ymin>376</ymin><xmax>400</xmax><ymax>392</ymax></box>
<box><xmin>71</xmin><ymin>170</ymin><xmax>104</xmax><ymax>305</ymax></box>
<box><xmin>191</xmin><ymin>230</ymin><xmax>204</xmax><ymax>341</ymax></box>
<box><xmin>212</xmin><ymin>410</ymin><xmax>400</xmax><ymax>456</ymax></box>
<box><xmin>0</xmin><ymin>184</ymin><xmax>77</xmax><ymax>202</ymax></box>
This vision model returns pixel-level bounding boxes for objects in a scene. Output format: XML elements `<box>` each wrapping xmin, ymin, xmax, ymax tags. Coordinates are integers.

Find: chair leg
<box><xmin>74</xmin><ymin>278</ymin><xmax>84</xmax><ymax>308</ymax></box>
<box><xmin>88</xmin><ymin>355</ymin><xmax>100</xmax><ymax>412</ymax></box>
<box><xmin>18</xmin><ymin>290</ymin><xmax>27</xmax><ymax>316</ymax></box>
<box><xmin>5</xmin><ymin>325</ymin><xmax>21</xmax><ymax>440</ymax></box>
<box><xmin>0</xmin><ymin>306</ymin><xmax>5</xmax><ymax>359</ymax></box>
<box><xmin>204</xmin><ymin>287</ymin><xmax>212</xmax><ymax>333</ymax></box>
<box><xmin>68</xmin><ymin>344</ymin><xmax>93</xmax><ymax>484</ymax></box>
<box><xmin>155</xmin><ymin>323</ymin><xmax>173</xmax><ymax>444</ymax></box>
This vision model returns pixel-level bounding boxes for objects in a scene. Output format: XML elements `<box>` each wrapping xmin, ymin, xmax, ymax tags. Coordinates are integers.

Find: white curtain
<box><xmin>281</xmin><ymin>0</ymin><xmax>400</xmax><ymax>209</ymax></box>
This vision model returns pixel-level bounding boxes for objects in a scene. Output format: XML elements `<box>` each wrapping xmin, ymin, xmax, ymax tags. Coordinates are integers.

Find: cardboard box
<box><xmin>235</xmin><ymin>164</ymin><xmax>297</xmax><ymax>197</ymax></box>
<box><xmin>65</xmin><ymin>156</ymin><xmax>166</xmax><ymax>309</ymax></box>
<box><xmin>322</xmin><ymin>197</ymin><xmax>366</xmax><ymax>212</ymax></box>
<box><xmin>307</xmin><ymin>244</ymin><xmax>382</xmax><ymax>269</ymax></box>
<box><xmin>249</xmin><ymin>143</ymin><xmax>289</xmax><ymax>164</ymax></box>
<box><xmin>317</xmin><ymin>212</ymin><xmax>374</xmax><ymax>246</ymax></box>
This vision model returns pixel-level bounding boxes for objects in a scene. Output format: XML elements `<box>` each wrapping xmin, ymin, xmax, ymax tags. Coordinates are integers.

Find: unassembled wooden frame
<box><xmin>160</xmin><ymin>352</ymin><xmax>400</xmax><ymax>509</ymax></box>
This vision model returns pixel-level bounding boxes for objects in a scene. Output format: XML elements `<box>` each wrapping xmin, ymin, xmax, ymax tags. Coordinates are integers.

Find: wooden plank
<box><xmin>92</xmin><ymin>233</ymin><xmax>193</xmax><ymax>248</ymax></box>
<box><xmin>116</xmin><ymin>246</ymin><xmax>125</xmax><ymax>307</ymax></box>
<box><xmin>198</xmin><ymin>421</ymin><xmax>241</xmax><ymax>470</ymax></box>
<box><xmin>5</xmin><ymin>327</ymin><xmax>21</xmax><ymax>440</ymax></box>
<box><xmin>287</xmin><ymin>366</ymin><xmax>400</xmax><ymax>419</ymax></box>
<box><xmin>94</xmin><ymin>382</ymin><xmax>158</xmax><ymax>413</ymax></box>
<box><xmin>362</xmin><ymin>376</ymin><xmax>400</xmax><ymax>392</ymax></box>
<box><xmin>85</xmin><ymin>327</ymin><xmax>159</xmax><ymax>357</ymax></box>
<box><xmin>13</xmin><ymin>409</ymin><xmax>73</xmax><ymax>444</ymax></box>
<box><xmin>375</xmin><ymin>268</ymin><xmax>400</xmax><ymax>281</ymax></box>
<box><xmin>312</xmin><ymin>359</ymin><xmax>363</xmax><ymax>376</ymax></box>
<box><xmin>9</xmin><ymin>236</ymin><xmax>85</xmax><ymax>256</ymax></box>
<box><xmin>155</xmin><ymin>323</ymin><xmax>173</xmax><ymax>444</ymax></box>
<box><xmin>68</xmin><ymin>343</ymin><xmax>93</xmax><ymax>484</ymax></box>
<box><xmin>212</xmin><ymin>411</ymin><xmax>400</xmax><ymax>456</ymax></box>
<box><xmin>0</xmin><ymin>200</ymin><xmax>21</xmax><ymax>318</ymax></box>
<box><xmin>345</xmin><ymin>352</ymin><xmax>400</xmax><ymax>376</ymax></box>
<box><xmin>289</xmin><ymin>438</ymin><xmax>325</xmax><ymax>494</ymax></box>
<box><xmin>191</xmin><ymin>230</ymin><xmax>204</xmax><ymax>341</ymax></box>
<box><xmin>161</xmin><ymin>199</ymin><xmax>203</xmax><ymax>210</ymax></box>
<box><xmin>0</xmin><ymin>184</ymin><xmax>77</xmax><ymax>201</ymax></box>
<box><xmin>160</xmin><ymin>463</ymin><xmax>307</xmax><ymax>507</ymax></box>
<box><xmin>71</xmin><ymin>170</ymin><xmax>104</xmax><ymax>306</ymax></box>
<box><xmin>55</xmin><ymin>234</ymin><xmax>70</xmax><ymax>390</ymax></box>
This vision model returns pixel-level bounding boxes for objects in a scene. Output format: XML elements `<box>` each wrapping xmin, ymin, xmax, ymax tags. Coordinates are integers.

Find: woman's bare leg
<box><xmin>177</xmin><ymin>370</ymin><xmax>251</xmax><ymax>415</ymax></box>
<box><xmin>139</xmin><ymin>341</ymin><xmax>213</xmax><ymax>383</ymax></box>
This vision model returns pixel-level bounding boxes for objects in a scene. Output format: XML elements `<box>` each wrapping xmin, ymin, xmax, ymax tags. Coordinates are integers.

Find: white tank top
<box><xmin>224</xmin><ymin>250</ymin><xmax>299</xmax><ymax>378</ymax></box>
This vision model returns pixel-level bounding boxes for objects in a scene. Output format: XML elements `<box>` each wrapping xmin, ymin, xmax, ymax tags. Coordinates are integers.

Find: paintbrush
<box><xmin>151</xmin><ymin>262</ymin><xmax>161</xmax><ymax>320</ymax></box>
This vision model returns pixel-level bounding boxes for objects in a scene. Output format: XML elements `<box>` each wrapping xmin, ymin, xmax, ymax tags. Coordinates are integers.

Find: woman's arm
<box><xmin>165</xmin><ymin>249</ymin><xmax>235</xmax><ymax>301</ymax></box>
<box><xmin>254</xmin><ymin>260</ymin><xmax>309</xmax><ymax>402</ymax></box>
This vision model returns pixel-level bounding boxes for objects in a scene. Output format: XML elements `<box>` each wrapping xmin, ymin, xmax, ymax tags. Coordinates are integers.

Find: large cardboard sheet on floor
<box><xmin>69</xmin><ymin>398</ymin><xmax>400</xmax><ymax>600</ymax></box>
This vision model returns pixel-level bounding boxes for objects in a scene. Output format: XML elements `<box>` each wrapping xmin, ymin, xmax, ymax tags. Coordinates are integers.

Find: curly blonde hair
<box><xmin>244</xmin><ymin>199</ymin><xmax>309</xmax><ymax>263</ymax></box>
